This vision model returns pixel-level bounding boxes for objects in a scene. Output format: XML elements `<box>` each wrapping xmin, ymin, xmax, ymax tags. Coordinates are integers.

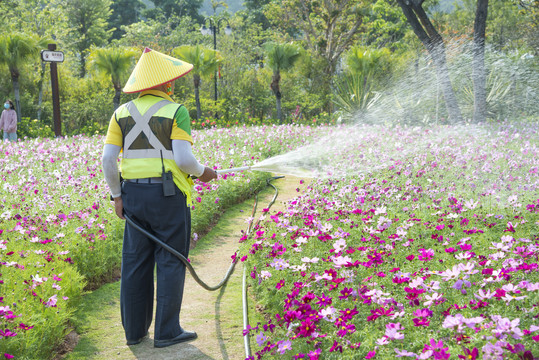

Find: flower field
<box><xmin>240</xmin><ymin>123</ymin><xmax>539</xmax><ymax>359</ymax></box>
<box><xmin>0</xmin><ymin>125</ymin><xmax>323</xmax><ymax>359</ymax></box>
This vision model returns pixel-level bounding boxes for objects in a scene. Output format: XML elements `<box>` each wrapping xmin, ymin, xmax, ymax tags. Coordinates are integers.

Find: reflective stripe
<box><xmin>123</xmin><ymin>100</ymin><xmax>174</xmax><ymax>160</ymax></box>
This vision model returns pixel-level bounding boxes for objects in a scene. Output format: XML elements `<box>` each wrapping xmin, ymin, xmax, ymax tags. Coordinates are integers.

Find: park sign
<box><xmin>41</xmin><ymin>50</ymin><xmax>64</xmax><ymax>63</ymax></box>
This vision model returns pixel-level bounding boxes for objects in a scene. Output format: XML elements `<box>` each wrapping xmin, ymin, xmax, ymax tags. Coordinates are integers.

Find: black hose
<box><xmin>124</xmin><ymin>213</ymin><xmax>235</xmax><ymax>291</ymax></box>
<box><xmin>122</xmin><ymin>175</ymin><xmax>284</xmax><ymax>293</ymax></box>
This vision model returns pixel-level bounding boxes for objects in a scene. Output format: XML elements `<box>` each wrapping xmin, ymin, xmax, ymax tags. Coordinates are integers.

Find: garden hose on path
<box><xmin>123</xmin><ymin>175</ymin><xmax>283</xmax><ymax>292</ymax></box>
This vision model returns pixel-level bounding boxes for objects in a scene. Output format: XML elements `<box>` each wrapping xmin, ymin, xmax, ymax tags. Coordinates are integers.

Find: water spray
<box><xmin>216</xmin><ymin>162</ymin><xmax>314</xmax><ymax>177</ymax></box>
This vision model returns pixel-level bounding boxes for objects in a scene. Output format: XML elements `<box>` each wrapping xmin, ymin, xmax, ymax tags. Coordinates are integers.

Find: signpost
<box><xmin>42</xmin><ymin>44</ymin><xmax>63</xmax><ymax>137</ymax></box>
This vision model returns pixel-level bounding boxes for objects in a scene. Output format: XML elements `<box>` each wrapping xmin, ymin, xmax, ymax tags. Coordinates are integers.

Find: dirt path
<box><xmin>64</xmin><ymin>175</ymin><xmax>307</xmax><ymax>360</ymax></box>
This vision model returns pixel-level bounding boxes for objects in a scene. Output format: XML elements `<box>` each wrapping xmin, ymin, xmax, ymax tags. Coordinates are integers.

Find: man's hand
<box><xmin>198</xmin><ymin>166</ymin><xmax>218</xmax><ymax>183</ymax></box>
<box><xmin>113</xmin><ymin>197</ymin><xmax>125</xmax><ymax>219</ymax></box>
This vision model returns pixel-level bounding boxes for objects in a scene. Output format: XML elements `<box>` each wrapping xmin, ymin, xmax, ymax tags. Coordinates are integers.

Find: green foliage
<box><xmin>332</xmin><ymin>73</ymin><xmax>382</xmax><ymax>121</ymax></box>
<box><xmin>17</xmin><ymin>117</ymin><xmax>55</xmax><ymax>139</ymax></box>
<box><xmin>263</xmin><ymin>42</ymin><xmax>302</xmax><ymax>73</ymax></box>
<box><xmin>108</xmin><ymin>0</ymin><xmax>146</xmax><ymax>40</ymax></box>
<box><xmin>59</xmin><ymin>0</ymin><xmax>114</xmax><ymax>77</ymax></box>
<box><xmin>363</xmin><ymin>0</ymin><xmax>409</xmax><ymax>49</ymax></box>
<box><xmin>174</xmin><ymin>44</ymin><xmax>221</xmax><ymax>79</ymax></box>
<box><xmin>58</xmin><ymin>76</ymin><xmax>124</xmax><ymax>136</ymax></box>
<box><xmin>0</xmin><ymin>32</ymin><xmax>41</xmax><ymax>78</ymax></box>
<box><xmin>332</xmin><ymin>45</ymin><xmax>403</xmax><ymax>121</ymax></box>
<box><xmin>455</xmin><ymin>49</ymin><xmax>539</xmax><ymax>120</ymax></box>
<box><xmin>0</xmin><ymin>0</ymin><xmax>537</xmax><ymax>132</ymax></box>
<box><xmin>88</xmin><ymin>47</ymin><xmax>138</xmax><ymax>89</ymax></box>
<box><xmin>152</xmin><ymin>0</ymin><xmax>204</xmax><ymax>22</ymax></box>
<box><xmin>346</xmin><ymin>45</ymin><xmax>394</xmax><ymax>86</ymax></box>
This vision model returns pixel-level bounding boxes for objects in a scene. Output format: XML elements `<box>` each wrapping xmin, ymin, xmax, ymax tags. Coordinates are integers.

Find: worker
<box><xmin>101</xmin><ymin>47</ymin><xmax>218</xmax><ymax>348</ymax></box>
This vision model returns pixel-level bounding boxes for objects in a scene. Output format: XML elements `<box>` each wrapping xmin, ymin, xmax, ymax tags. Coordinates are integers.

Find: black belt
<box><xmin>126</xmin><ymin>177</ymin><xmax>163</xmax><ymax>184</ymax></box>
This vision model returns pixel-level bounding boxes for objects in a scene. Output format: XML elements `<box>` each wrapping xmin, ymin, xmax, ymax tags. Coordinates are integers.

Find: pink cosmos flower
<box><xmin>474</xmin><ymin>289</ymin><xmax>494</xmax><ymax>300</ymax></box>
<box><xmin>255</xmin><ymin>331</ymin><xmax>267</xmax><ymax>347</ymax></box>
<box><xmin>45</xmin><ymin>294</ymin><xmax>58</xmax><ymax>308</ymax></box>
<box><xmin>424</xmin><ymin>292</ymin><xmax>442</xmax><ymax>307</ymax></box>
<box><xmin>277</xmin><ymin>340</ymin><xmax>292</xmax><ymax>354</ymax></box>
<box><xmin>385</xmin><ymin>322</ymin><xmax>404</xmax><ymax>340</ymax></box>
<box><xmin>395</xmin><ymin>348</ymin><xmax>417</xmax><ymax>357</ymax></box>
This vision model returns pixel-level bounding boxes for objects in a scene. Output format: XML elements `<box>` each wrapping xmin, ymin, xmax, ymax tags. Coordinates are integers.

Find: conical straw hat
<box><xmin>123</xmin><ymin>47</ymin><xmax>194</xmax><ymax>93</ymax></box>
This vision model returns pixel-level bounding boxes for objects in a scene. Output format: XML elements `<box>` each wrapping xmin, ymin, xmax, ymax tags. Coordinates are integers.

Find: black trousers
<box><xmin>120</xmin><ymin>181</ymin><xmax>191</xmax><ymax>341</ymax></box>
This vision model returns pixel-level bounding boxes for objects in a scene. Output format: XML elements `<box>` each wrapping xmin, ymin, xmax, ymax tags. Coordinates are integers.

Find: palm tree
<box><xmin>173</xmin><ymin>45</ymin><xmax>221</xmax><ymax>120</ymax></box>
<box><xmin>263</xmin><ymin>42</ymin><xmax>302</xmax><ymax>124</ymax></box>
<box><xmin>346</xmin><ymin>46</ymin><xmax>392</xmax><ymax>90</ymax></box>
<box><xmin>0</xmin><ymin>33</ymin><xmax>40</xmax><ymax>123</ymax></box>
<box><xmin>89</xmin><ymin>47</ymin><xmax>138</xmax><ymax>110</ymax></box>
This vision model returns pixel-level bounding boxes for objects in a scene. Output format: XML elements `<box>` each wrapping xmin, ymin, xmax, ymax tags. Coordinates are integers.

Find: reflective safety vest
<box><xmin>115</xmin><ymin>96</ymin><xmax>194</xmax><ymax>205</ymax></box>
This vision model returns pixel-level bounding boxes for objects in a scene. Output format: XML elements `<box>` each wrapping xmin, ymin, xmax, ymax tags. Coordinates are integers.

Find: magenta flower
<box><xmin>458</xmin><ymin>347</ymin><xmax>478</xmax><ymax>359</ymax></box>
<box><xmin>315</xmin><ymin>293</ymin><xmax>332</xmax><ymax>307</ymax></box>
<box><xmin>339</xmin><ymin>287</ymin><xmax>353</xmax><ymax>300</ymax></box>
<box><xmin>423</xmin><ymin>339</ymin><xmax>448</xmax><ymax>352</ymax></box>
<box><xmin>329</xmin><ymin>340</ymin><xmax>343</xmax><ymax>352</ymax></box>
<box><xmin>365</xmin><ymin>350</ymin><xmax>376</xmax><ymax>359</ymax></box>
<box><xmin>413</xmin><ymin>318</ymin><xmax>430</xmax><ymax>327</ymax></box>
<box><xmin>339</xmin><ymin>307</ymin><xmax>358</xmax><ymax>321</ymax></box>
<box><xmin>413</xmin><ymin>308</ymin><xmax>433</xmax><ymax>318</ymax></box>
<box><xmin>336</xmin><ymin>322</ymin><xmax>356</xmax><ymax>337</ymax></box>
<box><xmin>297</xmin><ymin>319</ymin><xmax>316</xmax><ymax>338</ymax></box>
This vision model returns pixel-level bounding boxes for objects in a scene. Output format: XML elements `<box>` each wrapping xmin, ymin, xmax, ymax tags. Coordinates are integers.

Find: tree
<box><xmin>243</xmin><ymin>0</ymin><xmax>272</xmax><ymax>29</ymax></box>
<box><xmin>152</xmin><ymin>0</ymin><xmax>204</xmax><ymax>23</ymax></box>
<box><xmin>89</xmin><ymin>47</ymin><xmax>138</xmax><ymax>110</ymax></box>
<box><xmin>395</xmin><ymin>0</ymin><xmax>463</xmax><ymax>123</ymax></box>
<box><xmin>109</xmin><ymin>0</ymin><xmax>146</xmax><ymax>40</ymax></box>
<box><xmin>0</xmin><ymin>33</ymin><xmax>40</xmax><ymax>123</ymax></box>
<box><xmin>361</xmin><ymin>0</ymin><xmax>409</xmax><ymax>50</ymax></box>
<box><xmin>266</xmin><ymin>0</ymin><xmax>367</xmax><ymax>111</ymax></box>
<box><xmin>173</xmin><ymin>45</ymin><xmax>221</xmax><ymax>120</ymax></box>
<box><xmin>1</xmin><ymin>0</ymin><xmax>67</xmax><ymax>121</ymax></box>
<box><xmin>263</xmin><ymin>42</ymin><xmax>302</xmax><ymax>124</ymax></box>
<box><xmin>59</xmin><ymin>0</ymin><xmax>113</xmax><ymax>78</ymax></box>
<box><xmin>472</xmin><ymin>0</ymin><xmax>488</xmax><ymax>123</ymax></box>
<box><xmin>210</xmin><ymin>0</ymin><xmax>228</xmax><ymax>15</ymax></box>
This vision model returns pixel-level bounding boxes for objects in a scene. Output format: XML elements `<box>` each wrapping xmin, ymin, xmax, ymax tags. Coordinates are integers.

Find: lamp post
<box><xmin>200</xmin><ymin>18</ymin><xmax>232</xmax><ymax>101</ymax></box>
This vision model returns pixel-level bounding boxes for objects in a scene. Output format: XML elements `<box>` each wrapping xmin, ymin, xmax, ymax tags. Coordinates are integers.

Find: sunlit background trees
<box><xmin>0</xmin><ymin>0</ymin><xmax>537</xmax><ymax>137</ymax></box>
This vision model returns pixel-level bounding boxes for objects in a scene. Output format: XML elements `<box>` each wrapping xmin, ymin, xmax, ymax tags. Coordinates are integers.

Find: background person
<box><xmin>0</xmin><ymin>100</ymin><xmax>17</xmax><ymax>141</ymax></box>
<box><xmin>101</xmin><ymin>47</ymin><xmax>217</xmax><ymax>348</ymax></box>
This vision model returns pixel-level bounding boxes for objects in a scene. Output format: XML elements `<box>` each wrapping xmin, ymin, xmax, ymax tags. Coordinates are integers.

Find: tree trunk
<box><xmin>195</xmin><ymin>86</ymin><xmax>202</xmax><ymax>120</ymax></box>
<box><xmin>79</xmin><ymin>51</ymin><xmax>87</xmax><ymax>78</ymax></box>
<box><xmin>396</xmin><ymin>0</ymin><xmax>463</xmax><ymax>123</ymax></box>
<box><xmin>270</xmin><ymin>71</ymin><xmax>283</xmax><ymax>124</ymax></box>
<box><xmin>12</xmin><ymin>76</ymin><xmax>22</xmax><ymax>123</ymax></box>
<box><xmin>473</xmin><ymin>0</ymin><xmax>489</xmax><ymax>123</ymax></box>
<box><xmin>113</xmin><ymin>87</ymin><xmax>122</xmax><ymax>111</ymax></box>
<box><xmin>194</xmin><ymin>74</ymin><xmax>202</xmax><ymax>120</ymax></box>
<box><xmin>430</xmin><ymin>44</ymin><xmax>463</xmax><ymax>123</ymax></box>
<box><xmin>37</xmin><ymin>62</ymin><xmax>46</xmax><ymax>121</ymax></box>
<box><xmin>276</xmin><ymin>92</ymin><xmax>282</xmax><ymax>124</ymax></box>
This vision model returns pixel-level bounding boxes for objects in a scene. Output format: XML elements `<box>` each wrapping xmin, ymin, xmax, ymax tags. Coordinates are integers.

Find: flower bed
<box><xmin>0</xmin><ymin>124</ymin><xmax>326</xmax><ymax>359</ymax></box>
<box><xmin>241</xmin><ymin>123</ymin><xmax>539</xmax><ymax>359</ymax></box>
